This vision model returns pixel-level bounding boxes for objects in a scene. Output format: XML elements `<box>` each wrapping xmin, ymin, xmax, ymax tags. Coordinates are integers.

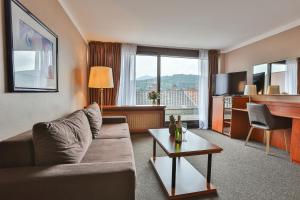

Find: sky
<box><xmin>136</xmin><ymin>55</ymin><xmax>199</xmax><ymax>78</ymax></box>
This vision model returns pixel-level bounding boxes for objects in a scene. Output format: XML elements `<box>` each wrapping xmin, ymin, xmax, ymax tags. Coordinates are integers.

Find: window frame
<box><xmin>136</xmin><ymin>46</ymin><xmax>200</xmax><ymax>127</ymax></box>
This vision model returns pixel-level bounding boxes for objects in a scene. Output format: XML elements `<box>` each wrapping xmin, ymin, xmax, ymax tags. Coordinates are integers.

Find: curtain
<box><xmin>298</xmin><ymin>58</ymin><xmax>300</xmax><ymax>94</ymax></box>
<box><xmin>117</xmin><ymin>44</ymin><xmax>137</xmax><ymax>105</ymax></box>
<box><xmin>198</xmin><ymin>50</ymin><xmax>209</xmax><ymax>129</ymax></box>
<box><xmin>208</xmin><ymin>50</ymin><xmax>219</xmax><ymax>127</ymax></box>
<box><xmin>88</xmin><ymin>41</ymin><xmax>121</xmax><ymax>105</ymax></box>
<box><xmin>285</xmin><ymin>59</ymin><xmax>298</xmax><ymax>94</ymax></box>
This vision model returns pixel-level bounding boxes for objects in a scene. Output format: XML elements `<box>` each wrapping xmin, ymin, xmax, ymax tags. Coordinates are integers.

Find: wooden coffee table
<box><xmin>149</xmin><ymin>128</ymin><xmax>223</xmax><ymax>199</ymax></box>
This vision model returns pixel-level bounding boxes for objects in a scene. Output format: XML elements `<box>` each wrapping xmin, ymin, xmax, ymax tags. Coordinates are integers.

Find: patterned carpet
<box><xmin>131</xmin><ymin>129</ymin><xmax>300</xmax><ymax>200</ymax></box>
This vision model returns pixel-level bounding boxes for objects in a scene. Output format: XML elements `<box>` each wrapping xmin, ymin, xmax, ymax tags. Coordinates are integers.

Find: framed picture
<box><xmin>5</xmin><ymin>0</ymin><xmax>58</xmax><ymax>92</ymax></box>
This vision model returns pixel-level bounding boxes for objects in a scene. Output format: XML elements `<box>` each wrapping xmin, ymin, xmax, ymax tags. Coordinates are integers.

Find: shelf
<box><xmin>224</xmin><ymin>120</ymin><xmax>231</xmax><ymax>125</ymax></box>
<box><xmin>150</xmin><ymin>156</ymin><xmax>216</xmax><ymax>199</ymax></box>
<box><xmin>213</xmin><ymin>96</ymin><xmax>250</xmax><ymax>138</ymax></box>
<box><xmin>224</xmin><ymin>114</ymin><xmax>232</xmax><ymax>120</ymax></box>
<box><xmin>223</xmin><ymin>127</ymin><xmax>231</xmax><ymax>136</ymax></box>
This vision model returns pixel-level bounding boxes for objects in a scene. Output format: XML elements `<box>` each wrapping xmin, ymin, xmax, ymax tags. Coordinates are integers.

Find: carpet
<box><xmin>131</xmin><ymin>129</ymin><xmax>300</xmax><ymax>200</ymax></box>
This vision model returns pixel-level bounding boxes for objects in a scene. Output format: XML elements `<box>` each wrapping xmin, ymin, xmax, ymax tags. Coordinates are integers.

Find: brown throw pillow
<box><xmin>84</xmin><ymin>102</ymin><xmax>102</xmax><ymax>138</ymax></box>
<box><xmin>32</xmin><ymin>110</ymin><xmax>92</xmax><ymax>166</ymax></box>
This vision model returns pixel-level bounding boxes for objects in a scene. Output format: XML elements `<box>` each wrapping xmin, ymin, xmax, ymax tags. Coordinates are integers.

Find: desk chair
<box><xmin>245</xmin><ymin>103</ymin><xmax>291</xmax><ymax>154</ymax></box>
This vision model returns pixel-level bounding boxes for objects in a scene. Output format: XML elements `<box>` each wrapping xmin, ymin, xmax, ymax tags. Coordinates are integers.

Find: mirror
<box><xmin>253</xmin><ymin>58</ymin><xmax>299</xmax><ymax>95</ymax></box>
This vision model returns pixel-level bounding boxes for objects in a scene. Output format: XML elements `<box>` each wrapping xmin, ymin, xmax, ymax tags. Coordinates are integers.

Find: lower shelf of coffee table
<box><xmin>150</xmin><ymin>156</ymin><xmax>216</xmax><ymax>199</ymax></box>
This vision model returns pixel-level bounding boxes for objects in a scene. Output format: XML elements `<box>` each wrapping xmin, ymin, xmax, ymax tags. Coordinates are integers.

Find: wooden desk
<box><xmin>103</xmin><ymin>105</ymin><xmax>166</xmax><ymax>133</ymax></box>
<box><xmin>231</xmin><ymin>103</ymin><xmax>300</xmax><ymax>164</ymax></box>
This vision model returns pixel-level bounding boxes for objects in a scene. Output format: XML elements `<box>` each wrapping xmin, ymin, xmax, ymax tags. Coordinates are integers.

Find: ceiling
<box><xmin>58</xmin><ymin>0</ymin><xmax>300</xmax><ymax>52</ymax></box>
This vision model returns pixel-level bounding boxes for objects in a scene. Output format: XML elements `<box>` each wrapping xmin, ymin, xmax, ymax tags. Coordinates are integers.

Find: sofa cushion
<box><xmin>95</xmin><ymin>123</ymin><xmax>130</xmax><ymax>139</ymax></box>
<box><xmin>81</xmin><ymin>138</ymin><xmax>134</xmax><ymax>164</ymax></box>
<box><xmin>33</xmin><ymin>110</ymin><xmax>92</xmax><ymax>166</ymax></box>
<box><xmin>84</xmin><ymin>102</ymin><xmax>102</xmax><ymax>138</ymax></box>
<box><xmin>0</xmin><ymin>131</ymin><xmax>34</xmax><ymax>168</ymax></box>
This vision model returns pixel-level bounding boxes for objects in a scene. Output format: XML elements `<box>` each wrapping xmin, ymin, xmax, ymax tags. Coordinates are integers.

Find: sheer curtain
<box><xmin>198</xmin><ymin>50</ymin><xmax>209</xmax><ymax>129</ymax></box>
<box><xmin>117</xmin><ymin>44</ymin><xmax>137</xmax><ymax>105</ymax></box>
<box><xmin>285</xmin><ymin>59</ymin><xmax>298</xmax><ymax>94</ymax></box>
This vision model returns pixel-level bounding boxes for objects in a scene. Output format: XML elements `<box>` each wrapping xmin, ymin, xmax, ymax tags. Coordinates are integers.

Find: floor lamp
<box><xmin>88</xmin><ymin>66</ymin><xmax>114</xmax><ymax>112</ymax></box>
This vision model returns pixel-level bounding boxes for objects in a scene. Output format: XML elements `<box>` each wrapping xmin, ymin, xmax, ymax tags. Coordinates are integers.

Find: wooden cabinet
<box><xmin>212</xmin><ymin>96</ymin><xmax>248</xmax><ymax>137</ymax></box>
<box><xmin>103</xmin><ymin>105</ymin><xmax>166</xmax><ymax>133</ymax></box>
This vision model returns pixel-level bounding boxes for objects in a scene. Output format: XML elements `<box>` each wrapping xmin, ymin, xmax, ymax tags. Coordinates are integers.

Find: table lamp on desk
<box><xmin>244</xmin><ymin>85</ymin><xmax>257</xmax><ymax>102</ymax></box>
<box><xmin>267</xmin><ymin>85</ymin><xmax>280</xmax><ymax>95</ymax></box>
<box><xmin>88</xmin><ymin>66</ymin><xmax>114</xmax><ymax>111</ymax></box>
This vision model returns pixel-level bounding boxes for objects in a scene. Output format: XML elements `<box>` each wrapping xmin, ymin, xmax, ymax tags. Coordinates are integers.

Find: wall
<box><xmin>222</xmin><ymin>25</ymin><xmax>300</xmax><ymax>83</ymax></box>
<box><xmin>0</xmin><ymin>0</ymin><xmax>87</xmax><ymax>140</ymax></box>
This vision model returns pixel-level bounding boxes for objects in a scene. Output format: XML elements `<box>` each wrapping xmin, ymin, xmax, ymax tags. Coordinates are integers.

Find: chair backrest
<box><xmin>247</xmin><ymin>103</ymin><xmax>274</xmax><ymax>129</ymax></box>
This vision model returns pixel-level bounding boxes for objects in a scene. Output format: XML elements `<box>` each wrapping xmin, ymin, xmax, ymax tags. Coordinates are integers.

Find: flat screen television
<box><xmin>213</xmin><ymin>71</ymin><xmax>247</xmax><ymax>96</ymax></box>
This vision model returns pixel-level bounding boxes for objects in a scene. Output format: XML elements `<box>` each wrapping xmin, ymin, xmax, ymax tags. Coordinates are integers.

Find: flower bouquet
<box><xmin>148</xmin><ymin>90</ymin><xmax>160</xmax><ymax>105</ymax></box>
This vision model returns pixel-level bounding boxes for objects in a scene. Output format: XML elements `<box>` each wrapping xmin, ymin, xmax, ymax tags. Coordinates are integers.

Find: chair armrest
<box><xmin>0</xmin><ymin>161</ymin><xmax>135</xmax><ymax>200</ymax></box>
<box><xmin>102</xmin><ymin>116</ymin><xmax>127</xmax><ymax>124</ymax></box>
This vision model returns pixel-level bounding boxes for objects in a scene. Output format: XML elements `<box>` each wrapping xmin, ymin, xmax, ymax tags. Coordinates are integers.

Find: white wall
<box><xmin>222</xmin><ymin>25</ymin><xmax>300</xmax><ymax>83</ymax></box>
<box><xmin>0</xmin><ymin>0</ymin><xmax>88</xmax><ymax>140</ymax></box>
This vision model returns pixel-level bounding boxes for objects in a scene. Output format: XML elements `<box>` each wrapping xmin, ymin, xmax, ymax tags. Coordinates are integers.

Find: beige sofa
<box><xmin>0</xmin><ymin>115</ymin><xmax>136</xmax><ymax>200</ymax></box>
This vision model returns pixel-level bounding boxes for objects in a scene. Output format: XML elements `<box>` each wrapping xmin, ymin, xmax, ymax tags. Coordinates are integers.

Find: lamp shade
<box><xmin>267</xmin><ymin>85</ymin><xmax>280</xmax><ymax>95</ymax></box>
<box><xmin>88</xmin><ymin>66</ymin><xmax>114</xmax><ymax>88</ymax></box>
<box><xmin>244</xmin><ymin>85</ymin><xmax>257</xmax><ymax>95</ymax></box>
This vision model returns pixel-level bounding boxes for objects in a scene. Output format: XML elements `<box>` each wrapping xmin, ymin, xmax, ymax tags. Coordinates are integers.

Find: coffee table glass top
<box><xmin>149</xmin><ymin>128</ymin><xmax>222</xmax><ymax>157</ymax></box>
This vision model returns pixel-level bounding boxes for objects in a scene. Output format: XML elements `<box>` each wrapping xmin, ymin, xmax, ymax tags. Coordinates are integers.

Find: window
<box><xmin>136</xmin><ymin>55</ymin><xmax>158</xmax><ymax>105</ymax></box>
<box><xmin>160</xmin><ymin>56</ymin><xmax>199</xmax><ymax>121</ymax></box>
<box><xmin>135</xmin><ymin>51</ymin><xmax>199</xmax><ymax>124</ymax></box>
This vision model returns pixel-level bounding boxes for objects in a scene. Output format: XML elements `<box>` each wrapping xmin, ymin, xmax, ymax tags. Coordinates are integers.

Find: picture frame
<box><xmin>4</xmin><ymin>0</ymin><xmax>58</xmax><ymax>92</ymax></box>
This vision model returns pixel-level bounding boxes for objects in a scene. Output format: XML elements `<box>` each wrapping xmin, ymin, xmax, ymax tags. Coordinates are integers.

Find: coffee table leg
<box><xmin>207</xmin><ymin>154</ymin><xmax>212</xmax><ymax>183</ymax></box>
<box><xmin>153</xmin><ymin>139</ymin><xmax>156</xmax><ymax>159</ymax></box>
<box><xmin>171</xmin><ymin>157</ymin><xmax>176</xmax><ymax>188</ymax></box>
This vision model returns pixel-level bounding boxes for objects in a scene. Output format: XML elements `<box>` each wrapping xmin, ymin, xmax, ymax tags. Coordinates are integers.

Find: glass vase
<box><xmin>152</xmin><ymin>99</ymin><xmax>156</xmax><ymax>105</ymax></box>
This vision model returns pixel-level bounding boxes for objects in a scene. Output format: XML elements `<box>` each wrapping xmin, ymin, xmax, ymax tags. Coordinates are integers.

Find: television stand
<box><xmin>211</xmin><ymin>96</ymin><xmax>249</xmax><ymax>137</ymax></box>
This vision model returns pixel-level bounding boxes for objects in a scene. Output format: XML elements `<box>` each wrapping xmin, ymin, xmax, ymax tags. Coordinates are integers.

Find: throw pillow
<box><xmin>32</xmin><ymin>110</ymin><xmax>92</xmax><ymax>166</ymax></box>
<box><xmin>84</xmin><ymin>102</ymin><xmax>102</xmax><ymax>138</ymax></box>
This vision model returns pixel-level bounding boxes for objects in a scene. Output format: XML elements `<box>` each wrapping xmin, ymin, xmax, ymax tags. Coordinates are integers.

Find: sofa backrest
<box><xmin>0</xmin><ymin>106</ymin><xmax>99</xmax><ymax>168</ymax></box>
<box><xmin>0</xmin><ymin>130</ymin><xmax>34</xmax><ymax>168</ymax></box>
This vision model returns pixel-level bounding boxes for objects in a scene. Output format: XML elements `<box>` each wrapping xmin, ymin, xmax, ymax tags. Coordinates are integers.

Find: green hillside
<box><xmin>136</xmin><ymin>74</ymin><xmax>198</xmax><ymax>91</ymax></box>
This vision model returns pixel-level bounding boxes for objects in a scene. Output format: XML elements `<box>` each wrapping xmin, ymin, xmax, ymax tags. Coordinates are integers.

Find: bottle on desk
<box><xmin>175</xmin><ymin>115</ymin><xmax>183</xmax><ymax>143</ymax></box>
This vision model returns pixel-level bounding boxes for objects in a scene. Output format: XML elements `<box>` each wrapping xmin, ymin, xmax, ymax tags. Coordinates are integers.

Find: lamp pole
<box><xmin>100</xmin><ymin>88</ymin><xmax>104</xmax><ymax>112</ymax></box>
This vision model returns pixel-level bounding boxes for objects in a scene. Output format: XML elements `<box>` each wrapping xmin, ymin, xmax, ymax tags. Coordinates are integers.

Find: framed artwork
<box><xmin>5</xmin><ymin>0</ymin><xmax>58</xmax><ymax>92</ymax></box>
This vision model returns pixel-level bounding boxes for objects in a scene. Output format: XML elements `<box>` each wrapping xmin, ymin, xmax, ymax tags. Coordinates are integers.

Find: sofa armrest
<box><xmin>102</xmin><ymin>116</ymin><xmax>127</xmax><ymax>124</ymax></box>
<box><xmin>0</xmin><ymin>161</ymin><xmax>135</xmax><ymax>200</ymax></box>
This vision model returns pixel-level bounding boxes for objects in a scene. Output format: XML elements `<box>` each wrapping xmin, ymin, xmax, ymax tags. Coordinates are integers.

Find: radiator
<box><xmin>103</xmin><ymin>105</ymin><xmax>166</xmax><ymax>133</ymax></box>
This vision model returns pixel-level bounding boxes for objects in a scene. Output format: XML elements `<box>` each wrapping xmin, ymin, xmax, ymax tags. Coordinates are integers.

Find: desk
<box><xmin>231</xmin><ymin>102</ymin><xmax>300</xmax><ymax>164</ymax></box>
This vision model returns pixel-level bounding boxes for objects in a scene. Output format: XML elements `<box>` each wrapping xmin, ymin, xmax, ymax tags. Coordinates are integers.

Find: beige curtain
<box><xmin>88</xmin><ymin>41</ymin><xmax>121</xmax><ymax>105</ymax></box>
<box><xmin>298</xmin><ymin>58</ymin><xmax>300</xmax><ymax>94</ymax></box>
